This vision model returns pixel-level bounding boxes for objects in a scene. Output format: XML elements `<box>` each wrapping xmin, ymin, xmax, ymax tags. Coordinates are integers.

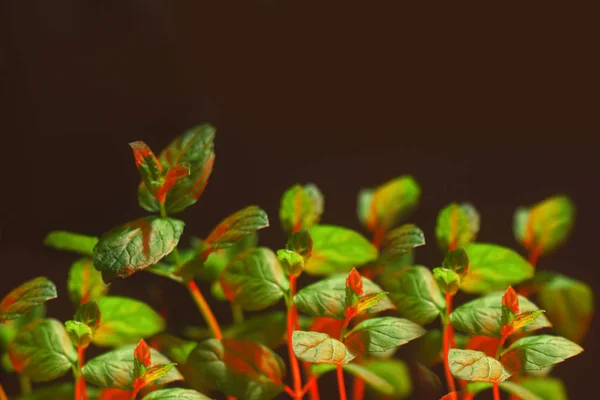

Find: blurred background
<box><xmin>1</xmin><ymin>1</ymin><xmax>598</xmax><ymax>399</ymax></box>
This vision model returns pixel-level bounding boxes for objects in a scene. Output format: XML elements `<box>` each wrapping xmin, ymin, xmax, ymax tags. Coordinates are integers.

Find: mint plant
<box><xmin>0</xmin><ymin>124</ymin><xmax>591</xmax><ymax>400</ymax></box>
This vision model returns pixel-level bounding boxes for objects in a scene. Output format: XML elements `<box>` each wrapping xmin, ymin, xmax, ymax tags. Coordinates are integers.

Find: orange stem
<box><xmin>443</xmin><ymin>292</ymin><xmax>457</xmax><ymax>394</ymax></box>
<box><xmin>528</xmin><ymin>246</ymin><xmax>541</xmax><ymax>267</ymax></box>
<box><xmin>303</xmin><ymin>362</ymin><xmax>320</xmax><ymax>399</ymax></box>
<box><xmin>337</xmin><ymin>365</ymin><xmax>347</xmax><ymax>400</ymax></box>
<box><xmin>187</xmin><ymin>281</ymin><xmax>222</xmax><ymax>340</ymax></box>
<box><xmin>75</xmin><ymin>346</ymin><xmax>88</xmax><ymax>400</ymax></box>
<box><xmin>287</xmin><ymin>276</ymin><xmax>302</xmax><ymax>399</ymax></box>
<box><xmin>0</xmin><ymin>383</ymin><xmax>7</xmax><ymax>400</ymax></box>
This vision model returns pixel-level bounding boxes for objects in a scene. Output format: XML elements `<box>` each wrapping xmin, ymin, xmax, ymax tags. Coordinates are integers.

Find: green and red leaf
<box><xmin>220</xmin><ymin>247</ymin><xmax>289</xmax><ymax>311</ymax></box>
<box><xmin>358</xmin><ymin>175</ymin><xmax>420</xmax><ymax>233</ymax></box>
<box><xmin>204</xmin><ymin>205</ymin><xmax>269</xmax><ymax>252</ymax></box>
<box><xmin>187</xmin><ymin>338</ymin><xmax>286</xmax><ymax>400</ymax></box>
<box><xmin>68</xmin><ymin>258</ymin><xmax>108</xmax><ymax>306</ymax></box>
<box><xmin>500</xmin><ymin>335</ymin><xmax>583</xmax><ymax>372</ymax></box>
<box><xmin>448</xmin><ymin>349</ymin><xmax>511</xmax><ymax>383</ymax></box>
<box><xmin>436</xmin><ymin>203</ymin><xmax>480</xmax><ymax>251</ymax></box>
<box><xmin>292</xmin><ymin>331</ymin><xmax>355</xmax><ymax>365</ymax></box>
<box><xmin>134</xmin><ymin>339</ymin><xmax>152</xmax><ymax>378</ymax></box>
<box><xmin>0</xmin><ymin>277</ymin><xmax>57</xmax><ymax>323</ymax></box>
<box><xmin>8</xmin><ymin>318</ymin><xmax>77</xmax><ymax>382</ymax></box>
<box><xmin>279</xmin><ymin>183</ymin><xmax>324</xmax><ymax>233</ymax></box>
<box><xmin>345</xmin><ymin>268</ymin><xmax>363</xmax><ymax>309</ymax></box>
<box><xmin>93</xmin><ymin>296</ymin><xmax>164</xmax><ymax>347</ymax></box>
<box><xmin>343</xmin><ymin>317</ymin><xmax>426</xmax><ymax>354</ymax></box>
<box><xmin>93</xmin><ymin>216</ymin><xmax>184</xmax><ymax>282</ymax></box>
<box><xmin>304</xmin><ymin>225</ymin><xmax>378</xmax><ymax>275</ymax></box>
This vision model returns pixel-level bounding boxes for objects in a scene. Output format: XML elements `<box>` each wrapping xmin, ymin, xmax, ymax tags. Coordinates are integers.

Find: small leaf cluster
<box><xmin>0</xmin><ymin>125</ymin><xmax>590</xmax><ymax>400</ymax></box>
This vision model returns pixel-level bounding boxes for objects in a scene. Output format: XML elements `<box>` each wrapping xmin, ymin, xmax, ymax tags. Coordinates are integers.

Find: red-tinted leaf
<box><xmin>466</xmin><ymin>336</ymin><xmax>501</xmax><ymax>358</ymax></box>
<box><xmin>130</xmin><ymin>141</ymin><xmax>163</xmax><ymax>191</ymax></box>
<box><xmin>134</xmin><ymin>339</ymin><xmax>152</xmax><ymax>378</ymax></box>
<box><xmin>155</xmin><ymin>163</ymin><xmax>191</xmax><ymax>203</ymax></box>
<box><xmin>502</xmin><ymin>286</ymin><xmax>519</xmax><ymax>314</ymax></box>
<box><xmin>0</xmin><ymin>277</ymin><xmax>57</xmax><ymax>323</ymax></box>
<box><xmin>204</xmin><ymin>206</ymin><xmax>269</xmax><ymax>252</ymax></box>
<box><xmin>98</xmin><ymin>388</ymin><xmax>132</xmax><ymax>400</ymax></box>
<box><xmin>310</xmin><ymin>317</ymin><xmax>345</xmax><ymax>340</ymax></box>
<box><xmin>346</xmin><ymin>268</ymin><xmax>363</xmax><ymax>297</ymax></box>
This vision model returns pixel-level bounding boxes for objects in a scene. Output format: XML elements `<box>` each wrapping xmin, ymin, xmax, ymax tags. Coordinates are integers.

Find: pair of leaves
<box><xmin>450</xmin><ymin>291</ymin><xmax>550</xmax><ymax>337</ymax></box>
<box><xmin>303</xmin><ymin>225</ymin><xmax>378</xmax><ymax>275</ymax></box>
<box><xmin>514</xmin><ymin>195</ymin><xmax>575</xmax><ymax>256</ymax></box>
<box><xmin>93</xmin><ymin>216</ymin><xmax>185</xmax><ymax>282</ymax></box>
<box><xmin>433</xmin><ymin>248</ymin><xmax>469</xmax><ymax>295</ymax></box>
<box><xmin>220</xmin><ymin>247</ymin><xmax>289</xmax><ymax>311</ymax></box>
<box><xmin>83</xmin><ymin>344</ymin><xmax>182</xmax><ymax>390</ymax></box>
<box><xmin>187</xmin><ymin>338</ymin><xmax>286</xmax><ymax>400</ymax></box>
<box><xmin>0</xmin><ymin>277</ymin><xmax>57</xmax><ymax>323</ymax></box>
<box><xmin>358</xmin><ymin>175</ymin><xmax>421</xmax><ymax>233</ymax></box>
<box><xmin>132</xmin><ymin>339</ymin><xmax>176</xmax><ymax>393</ymax></box>
<box><xmin>292</xmin><ymin>317</ymin><xmax>425</xmax><ymax>365</ymax></box>
<box><xmin>279</xmin><ymin>183</ymin><xmax>324</xmax><ymax>233</ymax></box>
<box><xmin>295</xmin><ymin>274</ymin><xmax>393</xmax><ymax>319</ymax></box>
<box><xmin>93</xmin><ymin>296</ymin><xmax>164</xmax><ymax>347</ymax></box>
<box><xmin>8</xmin><ymin>318</ymin><xmax>77</xmax><ymax>382</ymax></box>
<box><xmin>137</xmin><ymin>124</ymin><xmax>216</xmax><ymax>214</ymax></box>
<box><xmin>435</xmin><ymin>203</ymin><xmax>480</xmax><ymax>251</ymax></box>
<box><xmin>449</xmin><ymin>335</ymin><xmax>583</xmax><ymax>383</ymax></box>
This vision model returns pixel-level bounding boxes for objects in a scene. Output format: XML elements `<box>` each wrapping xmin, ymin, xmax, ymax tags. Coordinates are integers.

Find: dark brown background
<box><xmin>1</xmin><ymin>1</ymin><xmax>598</xmax><ymax>399</ymax></box>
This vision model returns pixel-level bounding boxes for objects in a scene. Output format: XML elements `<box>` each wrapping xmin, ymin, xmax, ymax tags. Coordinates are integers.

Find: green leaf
<box><xmin>204</xmin><ymin>206</ymin><xmax>269</xmax><ymax>251</ymax></box>
<box><xmin>448</xmin><ymin>349</ymin><xmax>511</xmax><ymax>383</ymax></box>
<box><xmin>277</xmin><ymin>249</ymin><xmax>304</xmax><ymax>277</ymax></box>
<box><xmin>12</xmin><ymin>383</ymin><xmax>100</xmax><ymax>400</ymax></box>
<box><xmin>346</xmin><ymin>292</ymin><xmax>388</xmax><ymax>321</ymax></box>
<box><xmin>379</xmin><ymin>224</ymin><xmax>425</xmax><ymax>262</ymax></box>
<box><xmin>467</xmin><ymin>382</ymin><xmax>543</xmax><ymax>400</ymax></box>
<box><xmin>187</xmin><ymin>338</ymin><xmax>286</xmax><ymax>400</ymax></box>
<box><xmin>514</xmin><ymin>195</ymin><xmax>575</xmax><ymax>255</ymax></box>
<box><xmin>141</xmin><ymin>388</ymin><xmax>212</xmax><ymax>400</ymax></box>
<box><xmin>292</xmin><ymin>331</ymin><xmax>355</xmax><ymax>364</ymax></box>
<box><xmin>295</xmin><ymin>274</ymin><xmax>393</xmax><ymax>319</ymax></box>
<box><xmin>537</xmin><ymin>273</ymin><xmax>593</xmax><ymax>343</ymax></box>
<box><xmin>461</xmin><ymin>243</ymin><xmax>534</xmax><ymax>293</ymax></box>
<box><xmin>358</xmin><ymin>175</ymin><xmax>420</xmax><ymax>232</ymax></box>
<box><xmin>94</xmin><ymin>296</ymin><xmax>164</xmax><ymax>347</ymax></box>
<box><xmin>130</xmin><ymin>141</ymin><xmax>164</xmax><ymax>191</ymax></box>
<box><xmin>150</xmin><ymin>334</ymin><xmax>196</xmax><ymax>365</ymax></box>
<box><xmin>344</xmin><ymin>317</ymin><xmax>426</xmax><ymax>354</ymax></box>
<box><xmin>65</xmin><ymin>320</ymin><xmax>93</xmax><ymax>348</ymax></box>
<box><xmin>93</xmin><ymin>216</ymin><xmax>185</xmax><ymax>282</ymax></box>
<box><xmin>433</xmin><ymin>268</ymin><xmax>461</xmax><ymax>296</ymax></box>
<box><xmin>410</xmin><ymin>329</ymin><xmax>443</xmax><ymax>367</ymax></box>
<box><xmin>67</xmin><ymin>258</ymin><xmax>108</xmax><ymax>306</ymax></box>
<box><xmin>521</xmin><ymin>377</ymin><xmax>567</xmax><ymax>400</ymax></box>
<box><xmin>135</xmin><ymin>363</ymin><xmax>177</xmax><ymax>390</ymax></box>
<box><xmin>74</xmin><ymin>300</ymin><xmax>102</xmax><ymax>331</ymax></box>
<box><xmin>0</xmin><ymin>277</ymin><xmax>57</xmax><ymax>323</ymax></box>
<box><xmin>83</xmin><ymin>344</ymin><xmax>182</xmax><ymax>390</ymax></box>
<box><xmin>386</xmin><ymin>266</ymin><xmax>444</xmax><ymax>325</ymax></box>
<box><xmin>223</xmin><ymin>312</ymin><xmax>287</xmax><ymax>348</ymax></box>
<box><xmin>500</xmin><ymin>335</ymin><xmax>583</xmax><ymax>372</ymax></box>
<box><xmin>221</xmin><ymin>247</ymin><xmax>289</xmax><ymax>311</ymax></box>
<box><xmin>8</xmin><ymin>318</ymin><xmax>77</xmax><ymax>382</ymax></box>
<box><xmin>311</xmin><ymin>362</ymin><xmax>398</xmax><ymax>396</ymax></box>
<box><xmin>450</xmin><ymin>292</ymin><xmax>550</xmax><ymax>337</ymax></box>
<box><xmin>138</xmin><ymin>124</ymin><xmax>216</xmax><ymax>214</ymax></box>
<box><xmin>435</xmin><ymin>203</ymin><xmax>479</xmax><ymax>251</ymax></box>
<box><xmin>279</xmin><ymin>183</ymin><xmax>324</xmax><ymax>233</ymax></box>
<box><xmin>44</xmin><ymin>231</ymin><xmax>99</xmax><ymax>256</ymax></box>
<box><xmin>362</xmin><ymin>359</ymin><xmax>412</xmax><ymax>398</ymax></box>
<box><xmin>286</xmin><ymin>229</ymin><xmax>313</xmax><ymax>259</ymax></box>
<box><xmin>304</xmin><ymin>225</ymin><xmax>378</xmax><ymax>275</ymax></box>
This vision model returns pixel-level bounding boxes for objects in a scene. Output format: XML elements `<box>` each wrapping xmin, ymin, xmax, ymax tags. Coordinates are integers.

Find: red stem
<box><xmin>492</xmin><ymin>383</ymin><xmax>501</xmax><ymax>400</ymax></box>
<box><xmin>528</xmin><ymin>246</ymin><xmax>540</xmax><ymax>267</ymax></box>
<box><xmin>187</xmin><ymin>281</ymin><xmax>222</xmax><ymax>340</ymax></box>
<box><xmin>443</xmin><ymin>292</ymin><xmax>457</xmax><ymax>394</ymax></box>
<box><xmin>336</xmin><ymin>365</ymin><xmax>347</xmax><ymax>400</ymax></box>
<box><xmin>303</xmin><ymin>362</ymin><xmax>320</xmax><ymax>399</ymax></box>
<box><xmin>352</xmin><ymin>377</ymin><xmax>365</xmax><ymax>400</ymax></box>
<box><xmin>287</xmin><ymin>276</ymin><xmax>302</xmax><ymax>399</ymax></box>
<box><xmin>75</xmin><ymin>346</ymin><xmax>87</xmax><ymax>400</ymax></box>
